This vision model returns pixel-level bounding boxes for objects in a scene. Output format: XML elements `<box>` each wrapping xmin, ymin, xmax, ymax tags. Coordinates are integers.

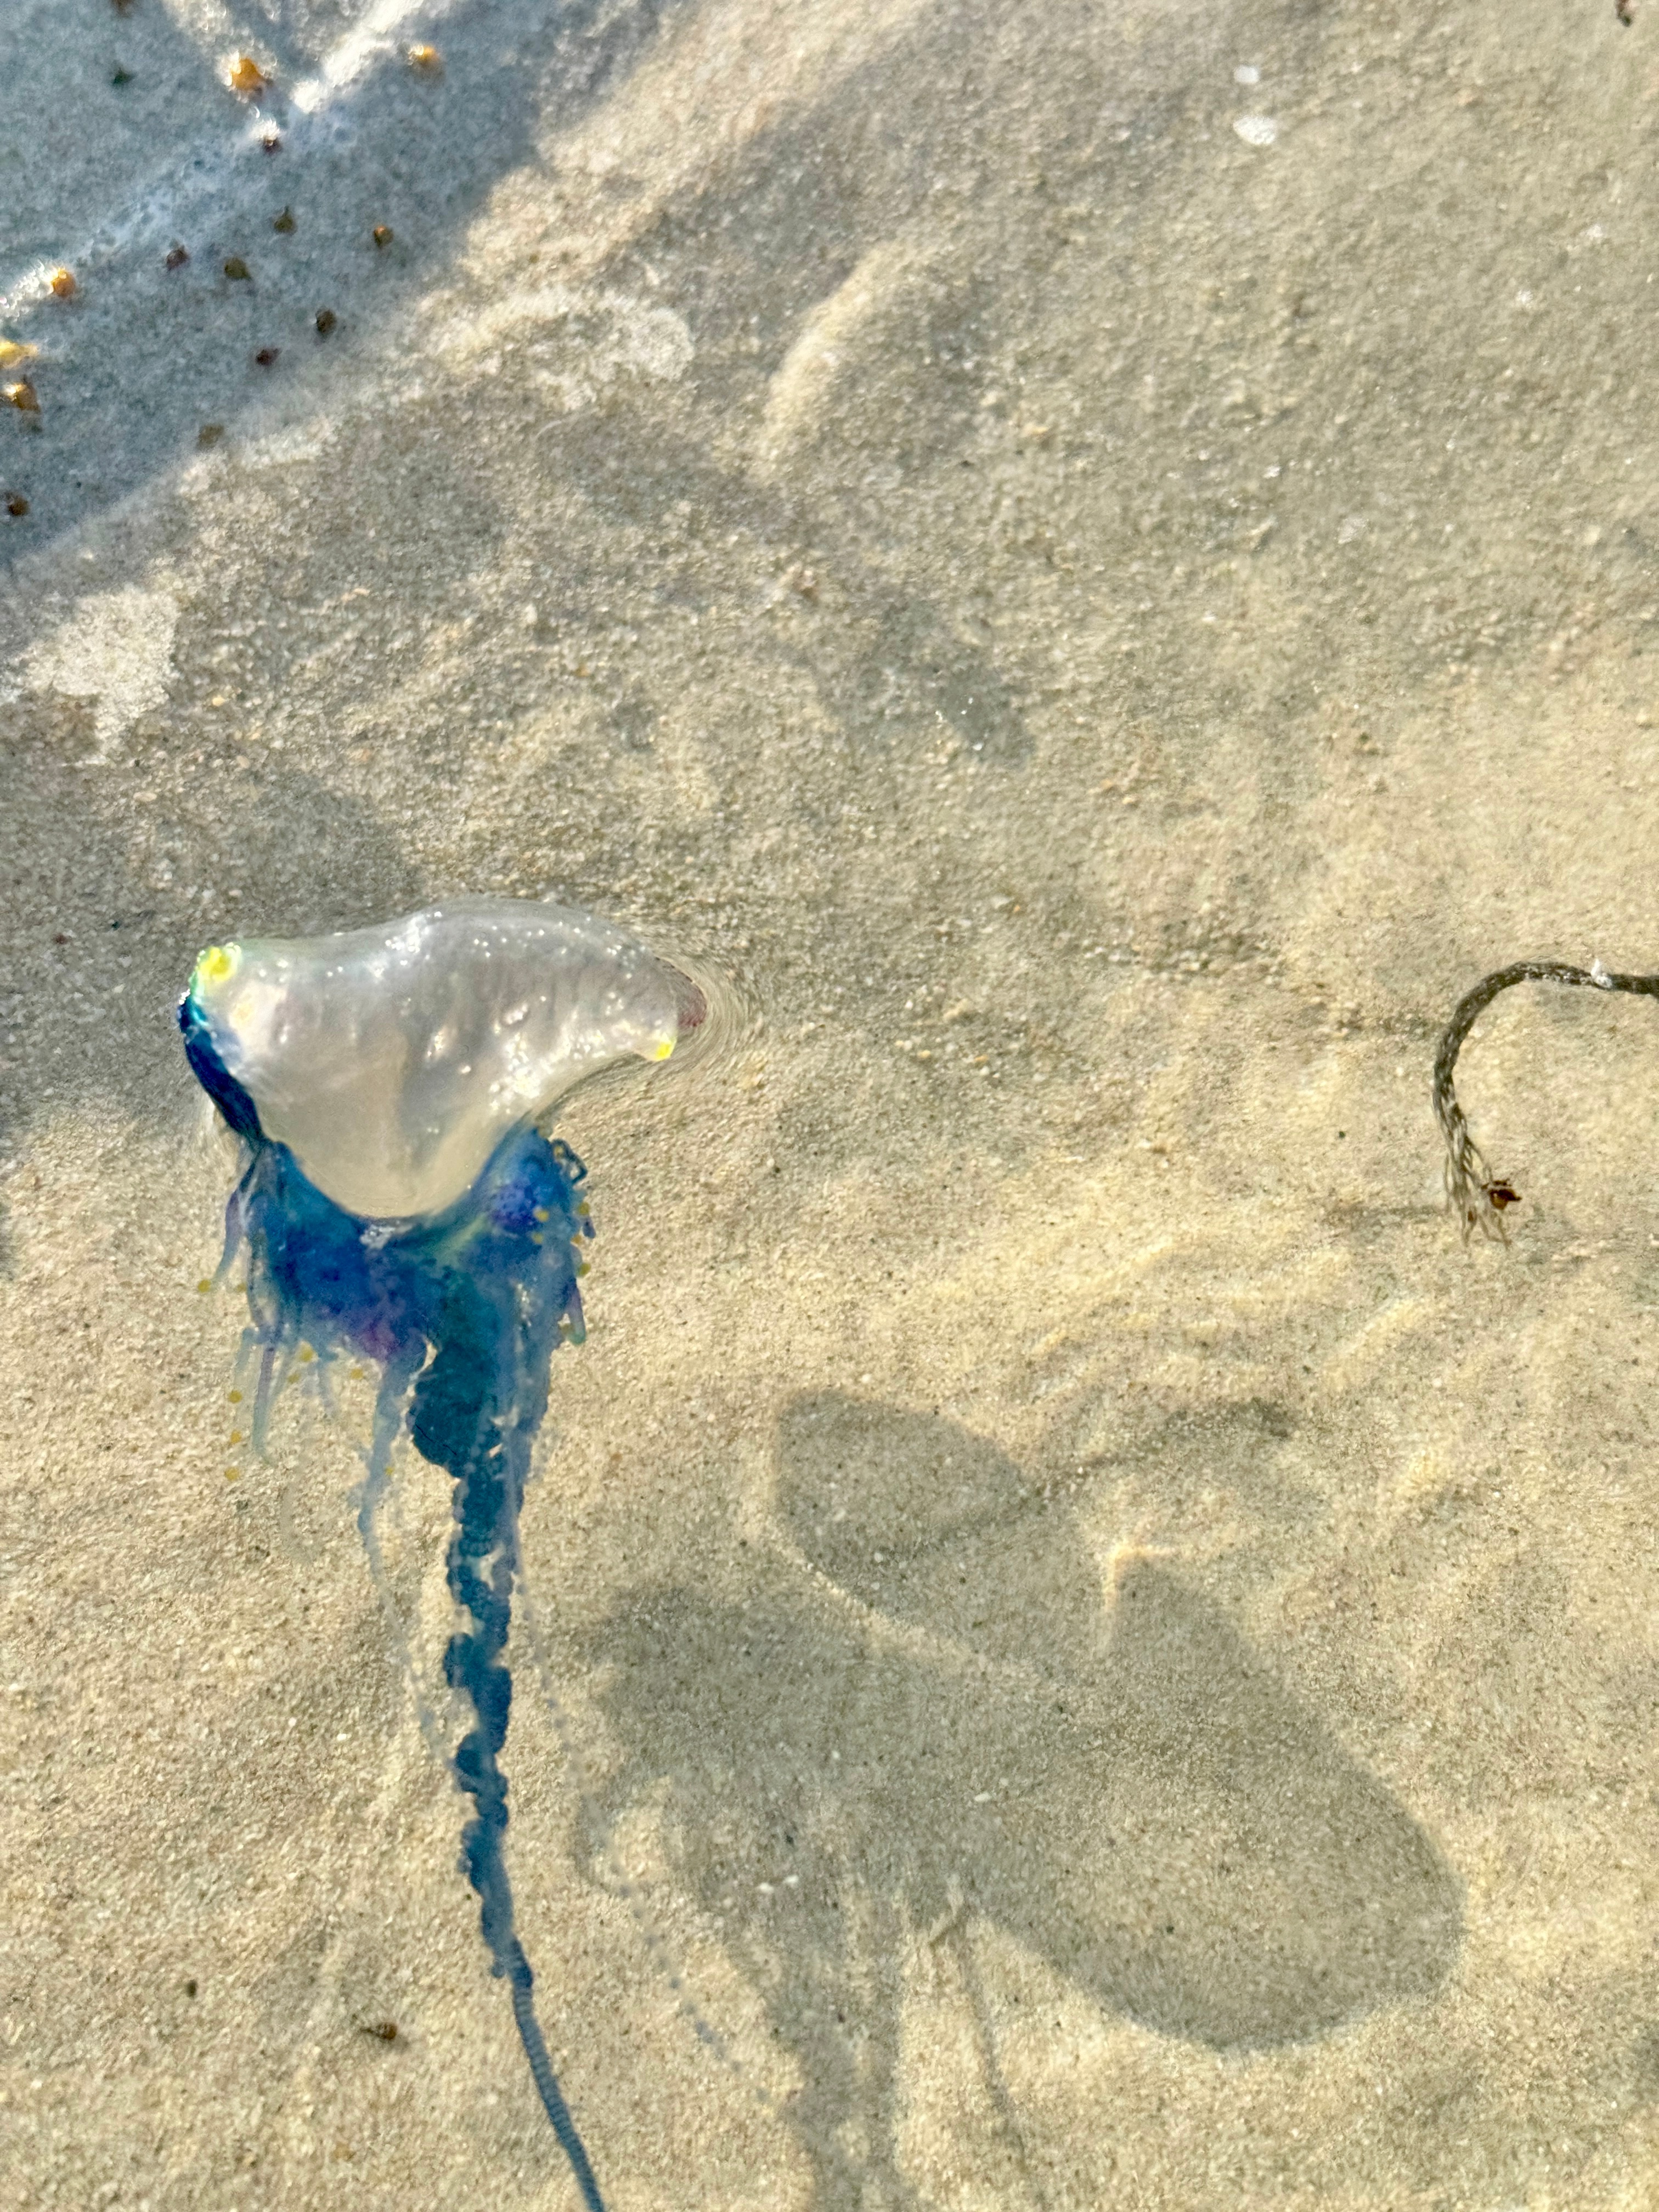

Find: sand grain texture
<box><xmin>2</xmin><ymin>0</ymin><xmax>1657</xmax><ymax>2205</ymax></box>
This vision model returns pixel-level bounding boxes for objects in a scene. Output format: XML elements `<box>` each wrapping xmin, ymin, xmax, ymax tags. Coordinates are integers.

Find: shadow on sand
<box><xmin>586</xmin><ymin>1391</ymin><xmax>1463</xmax><ymax>2205</ymax></box>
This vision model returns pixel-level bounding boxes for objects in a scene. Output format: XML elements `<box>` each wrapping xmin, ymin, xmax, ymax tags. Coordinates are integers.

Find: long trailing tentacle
<box><xmin>407</xmin><ymin>1265</ymin><xmax>606</xmax><ymax>2212</ymax></box>
<box><xmin>403</xmin><ymin>1136</ymin><xmax>606</xmax><ymax>2212</ymax></box>
<box><xmin>1433</xmin><ymin>958</ymin><xmax>1659</xmax><ymax>1240</ymax></box>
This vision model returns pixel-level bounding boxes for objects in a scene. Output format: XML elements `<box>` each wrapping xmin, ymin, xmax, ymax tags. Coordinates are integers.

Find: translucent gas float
<box><xmin>179</xmin><ymin>899</ymin><xmax>710</xmax><ymax>2212</ymax></box>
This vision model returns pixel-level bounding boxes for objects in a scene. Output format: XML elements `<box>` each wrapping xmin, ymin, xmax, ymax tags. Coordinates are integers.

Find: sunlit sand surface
<box><xmin>2</xmin><ymin>0</ymin><xmax>1657</xmax><ymax>2204</ymax></box>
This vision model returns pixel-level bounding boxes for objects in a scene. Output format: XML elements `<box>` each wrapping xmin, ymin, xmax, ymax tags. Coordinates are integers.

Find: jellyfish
<box><xmin>178</xmin><ymin>898</ymin><xmax>707</xmax><ymax>2212</ymax></box>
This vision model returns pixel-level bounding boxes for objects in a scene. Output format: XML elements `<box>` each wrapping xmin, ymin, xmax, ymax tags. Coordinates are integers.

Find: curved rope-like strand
<box><xmin>1433</xmin><ymin>959</ymin><xmax>1659</xmax><ymax>1239</ymax></box>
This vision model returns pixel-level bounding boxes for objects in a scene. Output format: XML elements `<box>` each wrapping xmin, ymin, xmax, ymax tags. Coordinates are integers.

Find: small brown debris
<box><xmin>227</xmin><ymin>55</ymin><xmax>269</xmax><ymax>97</ymax></box>
<box><xmin>198</xmin><ymin>423</ymin><xmax>224</xmax><ymax>448</ymax></box>
<box><xmin>360</xmin><ymin>2020</ymin><xmax>399</xmax><ymax>2042</ymax></box>
<box><xmin>182</xmin><ymin>1977</ymin><xmax>197</xmax><ymax>1997</ymax></box>
<box><xmin>113</xmin><ymin>0</ymin><xmax>134</xmax><ymax>13</ymax></box>
<box><xmin>49</xmin><ymin>268</ymin><xmax>77</xmax><ymax>300</ymax></box>
<box><xmin>407</xmin><ymin>43</ymin><xmax>442</xmax><ymax>71</ymax></box>
<box><xmin>253</xmin><ymin>346</ymin><xmax>280</xmax><ymax>367</ymax></box>
<box><xmin>272</xmin><ymin>206</ymin><xmax>296</xmax><ymax>234</ymax></box>
<box><xmin>314</xmin><ymin>308</ymin><xmax>337</xmax><ymax>336</ymax></box>
<box><xmin>224</xmin><ymin>256</ymin><xmax>251</xmax><ymax>280</ymax></box>
<box><xmin>372</xmin><ymin>224</ymin><xmax>393</xmax><ymax>249</ymax></box>
<box><xmin>4</xmin><ymin>380</ymin><xmax>40</xmax><ymax>414</ymax></box>
<box><xmin>5</xmin><ymin>494</ymin><xmax>29</xmax><ymax>517</ymax></box>
<box><xmin>0</xmin><ymin>340</ymin><xmax>37</xmax><ymax>369</ymax></box>
<box><xmin>165</xmin><ymin>244</ymin><xmax>189</xmax><ymax>270</ymax></box>
<box><xmin>1616</xmin><ymin>0</ymin><xmax>1633</xmax><ymax>22</ymax></box>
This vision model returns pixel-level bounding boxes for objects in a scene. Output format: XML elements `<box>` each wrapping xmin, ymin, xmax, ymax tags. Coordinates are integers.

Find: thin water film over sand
<box><xmin>2</xmin><ymin>0</ymin><xmax>1658</xmax><ymax>2207</ymax></box>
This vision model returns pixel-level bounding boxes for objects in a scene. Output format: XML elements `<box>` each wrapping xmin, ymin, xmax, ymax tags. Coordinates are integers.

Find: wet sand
<box><xmin>2</xmin><ymin>0</ymin><xmax>1658</xmax><ymax>2205</ymax></box>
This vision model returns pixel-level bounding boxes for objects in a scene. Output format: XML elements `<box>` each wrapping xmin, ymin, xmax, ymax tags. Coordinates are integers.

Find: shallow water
<box><xmin>3</xmin><ymin>0</ymin><xmax>1658</xmax><ymax>2206</ymax></box>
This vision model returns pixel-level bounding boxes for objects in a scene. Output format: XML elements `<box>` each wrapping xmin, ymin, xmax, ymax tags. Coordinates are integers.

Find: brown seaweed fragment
<box><xmin>1432</xmin><ymin>957</ymin><xmax>1659</xmax><ymax>1240</ymax></box>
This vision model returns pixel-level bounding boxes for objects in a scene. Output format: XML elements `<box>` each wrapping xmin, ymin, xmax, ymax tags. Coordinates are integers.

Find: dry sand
<box><xmin>2</xmin><ymin>0</ymin><xmax>1658</xmax><ymax>2205</ymax></box>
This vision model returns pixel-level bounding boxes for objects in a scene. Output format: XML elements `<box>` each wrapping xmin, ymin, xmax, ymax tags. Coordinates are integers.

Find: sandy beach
<box><xmin>2</xmin><ymin>0</ymin><xmax>1658</xmax><ymax>2204</ymax></box>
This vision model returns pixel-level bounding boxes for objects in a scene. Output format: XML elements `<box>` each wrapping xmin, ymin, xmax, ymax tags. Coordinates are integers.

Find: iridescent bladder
<box><xmin>183</xmin><ymin>898</ymin><xmax>701</xmax><ymax>1218</ymax></box>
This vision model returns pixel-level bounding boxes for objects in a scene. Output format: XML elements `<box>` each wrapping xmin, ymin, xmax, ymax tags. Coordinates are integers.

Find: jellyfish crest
<box><xmin>185</xmin><ymin>898</ymin><xmax>686</xmax><ymax>1220</ymax></box>
<box><xmin>178</xmin><ymin>898</ymin><xmax>706</xmax><ymax>2212</ymax></box>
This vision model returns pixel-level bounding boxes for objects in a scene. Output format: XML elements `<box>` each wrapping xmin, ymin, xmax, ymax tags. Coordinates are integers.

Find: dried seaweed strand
<box><xmin>1433</xmin><ymin>958</ymin><xmax>1659</xmax><ymax>1241</ymax></box>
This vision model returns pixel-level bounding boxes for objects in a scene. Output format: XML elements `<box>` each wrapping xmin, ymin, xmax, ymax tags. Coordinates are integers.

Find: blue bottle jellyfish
<box><xmin>178</xmin><ymin>899</ymin><xmax>706</xmax><ymax>2212</ymax></box>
